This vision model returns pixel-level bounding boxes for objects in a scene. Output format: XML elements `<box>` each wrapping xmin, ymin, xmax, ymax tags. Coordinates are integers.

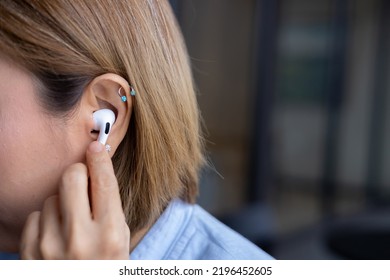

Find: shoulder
<box><xmin>171</xmin><ymin>201</ymin><xmax>274</xmax><ymax>260</ymax></box>
<box><xmin>131</xmin><ymin>199</ymin><xmax>274</xmax><ymax>260</ymax></box>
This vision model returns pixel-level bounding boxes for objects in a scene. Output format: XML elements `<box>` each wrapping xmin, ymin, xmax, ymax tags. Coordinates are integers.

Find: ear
<box><xmin>81</xmin><ymin>73</ymin><xmax>133</xmax><ymax>155</ymax></box>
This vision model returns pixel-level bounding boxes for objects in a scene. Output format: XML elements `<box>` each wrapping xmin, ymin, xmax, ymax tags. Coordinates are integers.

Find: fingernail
<box><xmin>89</xmin><ymin>141</ymin><xmax>104</xmax><ymax>153</ymax></box>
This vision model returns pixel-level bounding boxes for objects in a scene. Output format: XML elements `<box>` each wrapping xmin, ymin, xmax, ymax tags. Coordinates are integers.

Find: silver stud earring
<box><xmin>105</xmin><ymin>144</ymin><xmax>111</xmax><ymax>152</ymax></box>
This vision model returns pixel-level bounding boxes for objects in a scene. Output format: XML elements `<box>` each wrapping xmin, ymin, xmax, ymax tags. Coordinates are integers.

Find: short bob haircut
<box><xmin>0</xmin><ymin>0</ymin><xmax>205</xmax><ymax>231</ymax></box>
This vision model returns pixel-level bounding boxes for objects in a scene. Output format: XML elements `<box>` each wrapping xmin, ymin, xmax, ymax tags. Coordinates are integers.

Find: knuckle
<box><xmin>95</xmin><ymin>173</ymin><xmax>118</xmax><ymax>189</ymax></box>
<box><xmin>63</xmin><ymin>225</ymin><xmax>129</xmax><ymax>259</ymax></box>
<box><xmin>67</xmin><ymin>247</ymin><xmax>86</xmax><ymax>260</ymax></box>
<box><xmin>66</xmin><ymin>230</ymin><xmax>91</xmax><ymax>259</ymax></box>
<box><xmin>102</xmin><ymin>231</ymin><xmax>122</xmax><ymax>253</ymax></box>
<box><xmin>100</xmin><ymin>223</ymin><xmax>129</xmax><ymax>257</ymax></box>
<box><xmin>104</xmin><ymin>231</ymin><xmax>122</xmax><ymax>249</ymax></box>
<box><xmin>97</xmin><ymin>182</ymin><xmax>118</xmax><ymax>196</ymax></box>
<box><xmin>67</xmin><ymin>240</ymin><xmax>87</xmax><ymax>259</ymax></box>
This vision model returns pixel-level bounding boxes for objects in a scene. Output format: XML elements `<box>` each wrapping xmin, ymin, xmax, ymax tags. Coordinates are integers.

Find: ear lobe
<box><xmin>83</xmin><ymin>73</ymin><xmax>133</xmax><ymax>155</ymax></box>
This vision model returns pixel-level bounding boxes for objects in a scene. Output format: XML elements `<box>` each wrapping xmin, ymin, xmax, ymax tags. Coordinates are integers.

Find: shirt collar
<box><xmin>130</xmin><ymin>199</ymin><xmax>192</xmax><ymax>260</ymax></box>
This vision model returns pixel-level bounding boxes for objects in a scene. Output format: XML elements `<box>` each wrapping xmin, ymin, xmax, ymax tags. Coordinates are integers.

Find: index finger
<box><xmin>86</xmin><ymin>141</ymin><xmax>124</xmax><ymax>221</ymax></box>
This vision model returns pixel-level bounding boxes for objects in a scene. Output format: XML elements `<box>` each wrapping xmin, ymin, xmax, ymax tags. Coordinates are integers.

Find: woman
<box><xmin>0</xmin><ymin>0</ymin><xmax>272</xmax><ymax>260</ymax></box>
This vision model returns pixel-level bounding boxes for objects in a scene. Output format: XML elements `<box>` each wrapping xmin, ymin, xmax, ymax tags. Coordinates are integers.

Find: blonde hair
<box><xmin>0</xmin><ymin>0</ymin><xmax>205</xmax><ymax>231</ymax></box>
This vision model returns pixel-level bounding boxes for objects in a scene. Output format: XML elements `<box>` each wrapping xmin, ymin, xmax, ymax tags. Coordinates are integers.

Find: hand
<box><xmin>20</xmin><ymin>141</ymin><xmax>130</xmax><ymax>259</ymax></box>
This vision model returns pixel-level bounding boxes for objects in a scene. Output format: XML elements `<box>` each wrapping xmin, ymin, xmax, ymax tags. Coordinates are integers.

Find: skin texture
<box><xmin>0</xmin><ymin>56</ymin><xmax>136</xmax><ymax>258</ymax></box>
<box><xmin>21</xmin><ymin>142</ymin><xmax>130</xmax><ymax>259</ymax></box>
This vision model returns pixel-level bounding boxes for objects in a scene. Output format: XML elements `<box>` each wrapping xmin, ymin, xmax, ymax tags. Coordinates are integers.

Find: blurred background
<box><xmin>169</xmin><ymin>0</ymin><xmax>390</xmax><ymax>259</ymax></box>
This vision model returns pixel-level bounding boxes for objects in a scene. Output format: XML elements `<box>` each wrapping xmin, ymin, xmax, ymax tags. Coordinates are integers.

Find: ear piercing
<box><xmin>105</xmin><ymin>144</ymin><xmax>111</xmax><ymax>152</ymax></box>
<box><xmin>118</xmin><ymin>87</ymin><xmax>127</xmax><ymax>102</ymax></box>
<box><xmin>130</xmin><ymin>86</ymin><xmax>136</xmax><ymax>96</ymax></box>
<box><xmin>118</xmin><ymin>86</ymin><xmax>136</xmax><ymax>102</ymax></box>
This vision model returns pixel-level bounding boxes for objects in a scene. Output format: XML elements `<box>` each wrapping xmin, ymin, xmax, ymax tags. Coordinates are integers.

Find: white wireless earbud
<box><xmin>92</xmin><ymin>109</ymin><xmax>116</xmax><ymax>145</ymax></box>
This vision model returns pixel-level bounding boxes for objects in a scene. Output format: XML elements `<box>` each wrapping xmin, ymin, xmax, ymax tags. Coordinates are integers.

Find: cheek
<box><xmin>0</xmin><ymin>100</ymin><xmax>61</xmax><ymax>176</ymax></box>
<box><xmin>0</xmin><ymin>101</ymin><xmax>68</xmax><ymax>222</ymax></box>
<box><xmin>0</xmin><ymin>59</ymin><xmax>86</xmax><ymax>232</ymax></box>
